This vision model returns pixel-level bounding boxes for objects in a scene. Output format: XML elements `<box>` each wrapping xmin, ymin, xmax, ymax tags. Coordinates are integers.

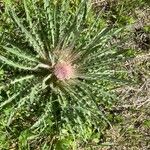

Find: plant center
<box><xmin>54</xmin><ymin>61</ymin><xmax>74</xmax><ymax>80</ymax></box>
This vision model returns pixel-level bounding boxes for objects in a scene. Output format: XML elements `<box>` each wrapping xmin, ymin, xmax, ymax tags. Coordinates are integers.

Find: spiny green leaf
<box><xmin>30</xmin><ymin>83</ymin><xmax>42</xmax><ymax>104</ymax></box>
<box><xmin>7</xmin><ymin>94</ymin><xmax>30</xmax><ymax>126</ymax></box>
<box><xmin>0</xmin><ymin>55</ymin><xmax>33</xmax><ymax>70</ymax></box>
<box><xmin>1</xmin><ymin>45</ymin><xmax>38</xmax><ymax>62</ymax></box>
<box><xmin>7</xmin><ymin>7</ymin><xmax>45</xmax><ymax>58</ymax></box>
<box><xmin>11</xmin><ymin>75</ymin><xmax>34</xmax><ymax>84</ymax></box>
<box><xmin>44</xmin><ymin>0</ymin><xmax>55</xmax><ymax>48</ymax></box>
<box><xmin>23</xmin><ymin>0</ymin><xmax>32</xmax><ymax>28</ymax></box>
<box><xmin>31</xmin><ymin>100</ymin><xmax>52</xmax><ymax>130</ymax></box>
<box><xmin>0</xmin><ymin>75</ymin><xmax>34</xmax><ymax>91</ymax></box>
<box><xmin>0</xmin><ymin>93</ymin><xmax>19</xmax><ymax>109</ymax></box>
<box><xmin>84</xmin><ymin>27</ymin><xmax>111</xmax><ymax>51</ymax></box>
<box><xmin>77</xmin><ymin>82</ymin><xmax>112</xmax><ymax>128</ymax></box>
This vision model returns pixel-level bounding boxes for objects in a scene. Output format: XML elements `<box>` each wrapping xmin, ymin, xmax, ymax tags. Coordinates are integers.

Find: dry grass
<box><xmin>102</xmin><ymin>52</ymin><xmax>150</xmax><ymax>149</ymax></box>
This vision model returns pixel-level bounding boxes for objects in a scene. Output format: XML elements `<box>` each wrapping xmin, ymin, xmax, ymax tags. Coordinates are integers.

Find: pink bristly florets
<box><xmin>54</xmin><ymin>61</ymin><xmax>74</xmax><ymax>80</ymax></box>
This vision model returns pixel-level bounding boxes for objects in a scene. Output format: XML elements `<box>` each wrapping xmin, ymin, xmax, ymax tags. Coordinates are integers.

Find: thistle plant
<box><xmin>0</xmin><ymin>0</ymin><xmax>128</xmax><ymax>149</ymax></box>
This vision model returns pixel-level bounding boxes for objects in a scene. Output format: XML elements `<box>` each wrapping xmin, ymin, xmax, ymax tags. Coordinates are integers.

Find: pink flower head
<box><xmin>54</xmin><ymin>61</ymin><xmax>75</xmax><ymax>80</ymax></box>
